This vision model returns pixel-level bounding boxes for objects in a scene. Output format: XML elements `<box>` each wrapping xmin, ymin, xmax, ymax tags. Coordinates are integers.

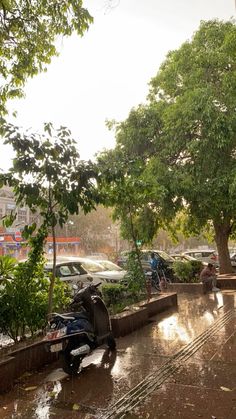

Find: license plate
<box><xmin>50</xmin><ymin>343</ymin><xmax>63</xmax><ymax>352</ymax></box>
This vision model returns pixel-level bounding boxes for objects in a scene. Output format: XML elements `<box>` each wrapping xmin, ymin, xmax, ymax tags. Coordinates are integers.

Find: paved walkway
<box><xmin>0</xmin><ymin>290</ymin><xmax>235</xmax><ymax>418</ymax></box>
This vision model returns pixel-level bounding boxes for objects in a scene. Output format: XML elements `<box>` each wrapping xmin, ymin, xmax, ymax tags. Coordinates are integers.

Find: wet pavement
<box><xmin>0</xmin><ymin>290</ymin><xmax>235</xmax><ymax>418</ymax></box>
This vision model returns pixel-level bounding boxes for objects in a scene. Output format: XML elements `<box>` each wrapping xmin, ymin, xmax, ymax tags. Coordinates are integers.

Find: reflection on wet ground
<box><xmin>0</xmin><ymin>291</ymin><xmax>235</xmax><ymax>418</ymax></box>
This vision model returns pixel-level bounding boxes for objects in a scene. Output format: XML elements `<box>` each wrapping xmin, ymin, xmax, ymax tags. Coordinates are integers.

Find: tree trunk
<box><xmin>213</xmin><ymin>220</ymin><xmax>232</xmax><ymax>274</ymax></box>
<box><xmin>48</xmin><ymin>223</ymin><xmax>57</xmax><ymax>316</ymax></box>
<box><xmin>47</xmin><ymin>182</ymin><xmax>57</xmax><ymax>316</ymax></box>
<box><xmin>129</xmin><ymin>206</ymin><xmax>144</xmax><ymax>277</ymax></box>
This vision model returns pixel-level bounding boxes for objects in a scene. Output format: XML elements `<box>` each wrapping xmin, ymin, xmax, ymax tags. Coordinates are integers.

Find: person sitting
<box><xmin>200</xmin><ymin>263</ymin><xmax>220</xmax><ymax>292</ymax></box>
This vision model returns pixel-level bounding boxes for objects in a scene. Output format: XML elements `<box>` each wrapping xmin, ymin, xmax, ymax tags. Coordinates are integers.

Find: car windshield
<box><xmin>80</xmin><ymin>260</ymin><xmax>106</xmax><ymax>273</ymax></box>
<box><xmin>157</xmin><ymin>251</ymin><xmax>175</xmax><ymax>262</ymax></box>
<box><xmin>98</xmin><ymin>261</ymin><xmax>122</xmax><ymax>271</ymax></box>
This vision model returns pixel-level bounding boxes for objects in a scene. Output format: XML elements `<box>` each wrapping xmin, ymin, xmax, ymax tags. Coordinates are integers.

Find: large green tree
<box><xmin>100</xmin><ymin>20</ymin><xmax>236</xmax><ymax>274</ymax></box>
<box><xmin>148</xmin><ymin>19</ymin><xmax>236</xmax><ymax>273</ymax></box>
<box><xmin>0</xmin><ymin>0</ymin><xmax>92</xmax><ymax>115</ymax></box>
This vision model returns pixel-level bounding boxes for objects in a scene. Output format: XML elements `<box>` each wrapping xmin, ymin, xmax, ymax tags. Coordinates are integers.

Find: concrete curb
<box><xmin>0</xmin><ymin>340</ymin><xmax>57</xmax><ymax>393</ymax></box>
<box><xmin>167</xmin><ymin>283</ymin><xmax>205</xmax><ymax>293</ymax></box>
<box><xmin>168</xmin><ymin>279</ymin><xmax>236</xmax><ymax>293</ymax></box>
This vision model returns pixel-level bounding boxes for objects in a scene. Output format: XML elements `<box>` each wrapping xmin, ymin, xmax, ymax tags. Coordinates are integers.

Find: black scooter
<box><xmin>44</xmin><ymin>283</ymin><xmax>116</xmax><ymax>375</ymax></box>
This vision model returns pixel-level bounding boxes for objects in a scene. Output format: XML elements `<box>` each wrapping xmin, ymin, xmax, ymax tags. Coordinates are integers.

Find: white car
<box><xmin>83</xmin><ymin>259</ymin><xmax>127</xmax><ymax>283</ymax></box>
<box><xmin>44</xmin><ymin>259</ymin><xmax>94</xmax><ymax>288</ymax></box>
<box><xmin>230</xmin><ymin>253</ymin><xmax>236</xmax><ymax>268</ymax></box>
<box><xmin>182</xmin><ymin>249</ymin><xmax>218</xmax><ymax>266</ymax></box>
<box><xmin>51</xmin><ymin>257</ymin><xmax>127</xmax><ymax>284</ymax></box>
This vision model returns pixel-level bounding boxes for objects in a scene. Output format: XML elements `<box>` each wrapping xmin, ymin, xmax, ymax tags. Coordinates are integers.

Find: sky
<box><xmin>0</xmin><ymin>0</ymin><xmax>235</xmax><ymax>170</ymax></box>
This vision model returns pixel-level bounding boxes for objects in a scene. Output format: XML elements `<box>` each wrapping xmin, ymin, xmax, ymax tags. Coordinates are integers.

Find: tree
<box><xmin>148</xmin><ymin>19</ymin><xmax>236</xmax><ymax>273</ymax></box>
<box><xmin>103</xmin><ymin>20</ymin><xmax>236</xmax><ymax>274</ymax></box>
<box><xmin>98</xmin><ymin>106</ymin><xmax>180</xmax><ymax>247</ymax></box>
<box><xmin>0</xmin><ymin>0</ymin><xmax>92</xmax><ymax>115</ymax></box>
<box><xmin>0</xmin><ymin>122</ymin><xmax>98</xmax><ymax>313</ymax></box>
<box><xmin>97</xmin><ymin>145</ymin><xmax>160</xmax><ymax>280</ymax></box>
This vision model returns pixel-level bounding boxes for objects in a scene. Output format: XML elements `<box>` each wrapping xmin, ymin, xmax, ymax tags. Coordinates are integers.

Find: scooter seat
<box><xmin>64</xmin><ymin>311</ymin><xmax>89</xmax><ymax>320</ymax></box>
<box><xmin>51</xmin><ymin>313</ymin><xmax>75</xmax><ymax>321</ymax></box>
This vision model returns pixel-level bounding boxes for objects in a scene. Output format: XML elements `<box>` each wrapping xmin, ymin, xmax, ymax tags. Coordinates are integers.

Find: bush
<box><xmin>0</xmin><ymin>259</ymin><xmax>70</xmax><ymax>342</ymax></box>
<box><xmin>173</xmin><ymin>260</ymin><xmax>203</xmax><ymax>283</ymax></box>
<box><xmin>0</xmin><ymin>255</ymin><xmax>17</xmax><ymax>277</ymax></box>
<box><xmin>124</xmin><ymin>250</ymin><xmax>145</xmax><ymax>295</ymax></box>
<box><xmin>101</xmin><ymin>283</ymin><xmax>126</xmax><ymax>307</ymax></box>
<box><xmin>189</xmin><ymin>260</ymin><xmax>203</xmax><ymax>277</ymax></box>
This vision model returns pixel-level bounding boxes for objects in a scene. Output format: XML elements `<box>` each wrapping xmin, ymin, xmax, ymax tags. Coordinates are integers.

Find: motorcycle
<box><xmin>44</xmin><ymin>283</ymin><xmax>116</xmax><ymax>375</ymax></box>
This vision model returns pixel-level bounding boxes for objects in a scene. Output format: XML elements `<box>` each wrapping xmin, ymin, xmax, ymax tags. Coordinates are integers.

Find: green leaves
<box><xmin>1</xmin><ymin>121</ymin><xmax>98</xmax><ymax>313</ymax></box>
<box><xmin>2</xmin><ymin>122</ymin><xmax>97</xmax><ymax>227</ymax></box>
<box><xmin>97</xmin><ymin>20</ymin><xmax>236</xmax><ymax>272</ymax></box>
<box><xmin>0</xmin><ymin>1</ymin><xmax>93</xmax><ymax>115</ymax></box>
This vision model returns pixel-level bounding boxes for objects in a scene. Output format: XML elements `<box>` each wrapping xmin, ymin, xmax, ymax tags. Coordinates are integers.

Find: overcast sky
<box><xmin>1</xmin><ymin>0</ymin><xmax>235</xmax><ymax>170</ymax></box>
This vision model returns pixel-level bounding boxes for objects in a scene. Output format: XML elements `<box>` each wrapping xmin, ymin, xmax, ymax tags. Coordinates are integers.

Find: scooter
<box><xmin>44</xmin><ymin>283</ymin><xmax>116</xmax><ymax>375</ymax></box>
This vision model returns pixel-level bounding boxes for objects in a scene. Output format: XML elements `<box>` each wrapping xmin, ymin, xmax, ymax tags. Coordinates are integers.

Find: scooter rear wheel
<box><xmin>61</xmin><ymin>340</ymin><xmax>84</xmax><ymax>375</ymax></box>
<box><xmin>107</xmin><ymin>334</ymin><xmax>116</xmax><ymax>350</ymax></box>
<box><xmin>61</xmin><ymin>352</ymin><xmax>82</xmax><ymax>375</ymax></box>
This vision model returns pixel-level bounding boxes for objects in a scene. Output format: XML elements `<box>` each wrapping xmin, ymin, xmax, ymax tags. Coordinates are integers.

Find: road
<box><xmin>0</xmin><ymin>291</ymin><xmax>236</xmax><ymax>418</ymax></box>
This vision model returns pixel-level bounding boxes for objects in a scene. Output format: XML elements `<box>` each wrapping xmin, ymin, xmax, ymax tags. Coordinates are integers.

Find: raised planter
<box><xmin>111</xmin><ymin>292</ymin><xmax>177</xmax><ymax>337</ymax></box>
<box><xmin>217</xmin><ymin>278</ymin><xmax>236</xmax><ymax>290</ymax></box>
<box><xmin>167</xmin><ymin>282</ymin><xmax>205</xmax><ymax>293</ymax></box>
<box><xmin>139</xmin><ymin>292</ymin><xmax>177</xmax><ymax>317</ymax></box>
<box><xmin>168</xmin><ymin>277</ymin><xmax>236</xmax><ymax>293</ymax></box>
<box><xmin>111</xmin><ymin>306</ymin><xmax>148</xmax><ymax>338</ymax></box>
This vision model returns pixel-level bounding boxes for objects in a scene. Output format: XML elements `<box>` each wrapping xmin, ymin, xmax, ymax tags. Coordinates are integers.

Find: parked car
<box><xmin>96</xmin><ymin>260</ymin><xmax>124</xmax><ymax>272</ymax></box>
<box><xmin>117</xmin><ymin>250</ymin><xmax>176</xmax><ymax>281</ymax></box>
<box><xmin>49</xmin><ymin>257</ymin><xmax>126</xmax><ymax>285</ymax></box>
<box><xmin>78</xmin><ymin>258</ymin><xmax>126</xmax><ymax>283</ymax></box>
<box><xmin>230</xmin><ymin>252</ymin><xmax>236</xmax><ymax>269</ymax></box>
<box><xmin>44</xmin><ymin>259</ymin><xmax>94</xmax><ymax>290</ymax></box>
<box><xmin>170</xmin><ymin>254</ymin><xmax>207</xmax><ymax>266</ymax></box>
<box><xmin>182</xmin><ymin>249</ymin><xmax>218</xmax><ymax>266</ymax></box>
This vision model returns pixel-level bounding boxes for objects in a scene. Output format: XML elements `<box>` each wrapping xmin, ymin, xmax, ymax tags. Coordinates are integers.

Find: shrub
<box><xmin>124</xmin><ymin>250</ymin><xmax>145</xmax><ymax>295</ymax></box>
<box><xmin>0</xmin><ymin>255</ymin><xmax>17</xmax><ymax>277</ymax></box>
<box><xmin>101</xmin><ymin>283</ymin><xmax>126</xmax><ymax>307</ymax></box>
<box><xmin>0</xmin><ymin>259</ymin><xmax>70</xmax><ymax>342</ymax></box>
<box><xmin>173</xmin><ymin>260</ymin><xmax>203</xmax><ymax>283</ymax></box>
<box><xmin>189</xmin><ymin>260</ymin><xmax>203</xmax><ymax>278</ymax></box>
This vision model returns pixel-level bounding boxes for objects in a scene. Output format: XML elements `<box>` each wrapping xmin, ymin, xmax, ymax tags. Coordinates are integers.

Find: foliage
<box><xmin>0</xmin><ymin>122</ymin><xmax>98</xmax><ymax>313</ymax></box>
<box><xmin>0</xmin><ymin>0</ymin><xmax>93</xmax><ymax>115</ymax></box>
<box><xmin>101</xmin><ymin>281</ymin><xmax>146</xmax><ymax>315</ymax></box>
<box><xmin>189</xmin><ymin>260</ymin><xmax>204</xmax><ymax>278</ymax></box>
<box><xmin>0</xmin><ymin>259</ymin><xmax>69</xmax><ymax>342</ymax></box>
<box><xmin>173</xmin><ymin>260</ymin><xmax>203</xmax><ymax>283</ymax></box>
<box><xmin>98</xmin><ymin>19</ymin><xmax>236</xmax><ymax>274</ymax></box>
<box><xmin>0</xmin><ymin>254</ymin><xmax>17</xmax><ymax>277</ymax></box>
<box><xmin>101</xmin><ymin>283</ymin><xmax>126</xmax><ymax>307</ymax></box>
<box><xmin>124</xmin><ymin>250</ymin><xmax>145</xmax><ymax>295</ymax></box>
<box><xmin>148</xmin><ymin>19</ymin><xmax>236</xmax><ymax>273</ymax></box>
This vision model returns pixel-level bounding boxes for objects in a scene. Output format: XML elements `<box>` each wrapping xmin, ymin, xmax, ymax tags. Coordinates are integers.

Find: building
<box><xmin>0</xmin><ymin>187</ymin><xmax>80</xmax><ymax>258</ymax></box>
